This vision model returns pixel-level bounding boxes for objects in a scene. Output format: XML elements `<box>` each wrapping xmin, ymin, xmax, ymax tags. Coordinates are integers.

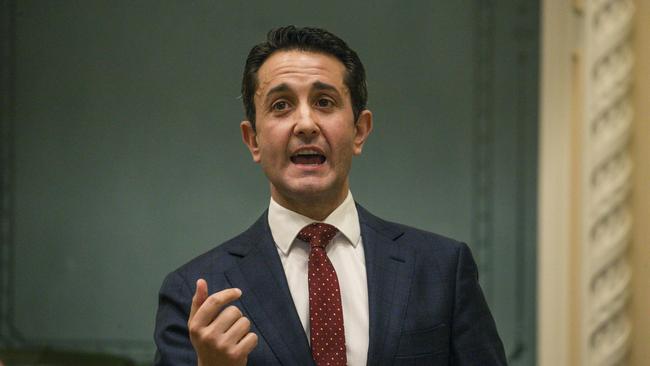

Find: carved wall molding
<box><xmin>580</xmin><ymin>0</ymin><xmax>634</xmax><ymax>365</ymax></box>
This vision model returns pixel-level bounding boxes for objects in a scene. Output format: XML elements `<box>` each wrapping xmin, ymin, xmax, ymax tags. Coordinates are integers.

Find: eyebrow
<box><xmin>312</xmin><ymin>81</ymin><xmax>339</xmax><ymax>94</ymax></box>
<box><xmin>265</xmin><ymin>83</ymin><xmax>291</xmax><ymax>101</ymax></box>
<box><xmin>263</xmin><ymin>81</ymin><xmax>341</xmax><ymax>105</ymax></box>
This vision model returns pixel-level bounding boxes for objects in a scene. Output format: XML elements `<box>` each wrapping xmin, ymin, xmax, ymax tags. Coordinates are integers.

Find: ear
<box><xmin>241</xmin><ymin>120</ymin><xmax>261</xmax><ymax>163</ymax></box>
<box><xmin>352</xmin><ymin>109</ymin><xmax>373</xmax><ymax>155</ymax></box>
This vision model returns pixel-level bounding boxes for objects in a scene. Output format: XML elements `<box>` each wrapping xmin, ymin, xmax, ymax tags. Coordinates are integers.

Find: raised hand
<box><xmin>188</xmin><ymin>279</ymin><xmax>258</xmax><ymax>366</ymax></box>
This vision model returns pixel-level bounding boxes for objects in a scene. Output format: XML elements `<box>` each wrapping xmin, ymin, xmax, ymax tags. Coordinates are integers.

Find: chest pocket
<box><xmin>395</xmin><ymin>323</ymin><xmax>450</xmax><ymax>359</ymax></box>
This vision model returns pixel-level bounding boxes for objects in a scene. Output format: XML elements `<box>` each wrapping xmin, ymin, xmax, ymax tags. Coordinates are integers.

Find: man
<box><xmin>154</xmin><ymin>26</ymin><xmax>507</xmax><ymax>366</ymax></box>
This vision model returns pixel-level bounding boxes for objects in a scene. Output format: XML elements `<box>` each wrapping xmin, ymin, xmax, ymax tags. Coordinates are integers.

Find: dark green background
<box><xmin>0</xmin><ymin>1</ymin><xmax>538</xmax><ymax>365</ymax></box>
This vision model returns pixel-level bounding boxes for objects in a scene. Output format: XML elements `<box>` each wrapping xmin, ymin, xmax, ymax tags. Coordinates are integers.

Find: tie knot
<box><xmin>297</xmin><ymin>222</ymin><xmax>338</xmax><ymax>249</ymax></box>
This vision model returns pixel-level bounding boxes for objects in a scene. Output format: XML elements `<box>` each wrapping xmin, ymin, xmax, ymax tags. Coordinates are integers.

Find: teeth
<box><xmin>295</xmin><ymin>149</ymin><xmax>320</xmax><ymax>156</ymax></box>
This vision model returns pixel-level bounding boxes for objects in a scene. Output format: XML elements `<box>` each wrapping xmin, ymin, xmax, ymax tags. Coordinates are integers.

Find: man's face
<box><xmin>241</xmin><ymin>50</ymin><xmax>372</xmax><ymax>209</ymax></box>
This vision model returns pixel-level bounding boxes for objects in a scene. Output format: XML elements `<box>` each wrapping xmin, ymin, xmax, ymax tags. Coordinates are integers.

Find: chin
<box><xmin>280</xmin><ymin>181</ymin><xmax>339</xmax><ymax>201</ymax></box>
<box><xmin>289</xmin><ymin>185</ymin><xmax>331</xmax><ymax>199</ymax></box>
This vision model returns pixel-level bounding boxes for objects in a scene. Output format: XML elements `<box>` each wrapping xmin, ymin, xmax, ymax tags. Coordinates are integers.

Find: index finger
<box><xmin>191</xmin><ymin>287</ymin><xmax>242</xmax><ymax>328</ymax></box>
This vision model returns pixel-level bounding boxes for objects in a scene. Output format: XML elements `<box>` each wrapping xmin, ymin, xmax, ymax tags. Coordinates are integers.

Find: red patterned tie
<box><xmin>297</xmin><ymin>223</ymin><xmax>347</xmax><ymax>366</ymax></box>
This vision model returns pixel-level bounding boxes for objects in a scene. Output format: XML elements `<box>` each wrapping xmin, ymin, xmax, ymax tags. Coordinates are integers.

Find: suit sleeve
<box><xmin>451</xmin><ymin>243</ymin><xmax>508</xmax><ymax>365</ymax></box>
<box><xmin>153</xmin><ymin>271</ymin><xmax>198</xmax><ymax>366</ymax></box>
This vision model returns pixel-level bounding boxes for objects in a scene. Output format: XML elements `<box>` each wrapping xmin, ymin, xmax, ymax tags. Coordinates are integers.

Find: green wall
<box><xmin>0</xmin><ymin>1</ymin><xmax>538</xmax><ymax>364</ymax></box>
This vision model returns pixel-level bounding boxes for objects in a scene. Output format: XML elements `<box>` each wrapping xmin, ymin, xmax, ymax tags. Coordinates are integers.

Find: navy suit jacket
<box><xmin>154</xmin><ymin>204</ymin><xmax>507</xmax><ymax>365</ymax></box>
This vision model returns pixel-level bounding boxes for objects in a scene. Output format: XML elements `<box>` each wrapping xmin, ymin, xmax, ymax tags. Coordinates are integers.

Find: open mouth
<box><xmin>290</xmin><ymin>150</ymin><xmax>326</xmax><ymax>165</ymax></box>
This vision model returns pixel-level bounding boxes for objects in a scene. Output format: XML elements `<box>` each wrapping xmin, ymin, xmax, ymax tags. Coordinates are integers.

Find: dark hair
<box><xmin>241</xmin><ymin>25</ymin><xmax>367</xmax><ymax>129</ymax></box>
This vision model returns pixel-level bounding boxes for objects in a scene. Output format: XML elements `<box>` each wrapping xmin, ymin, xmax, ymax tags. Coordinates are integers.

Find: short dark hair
<box><xmin>241</xmin><ymin>25</ymin><xmax>367</xmax><ymax>129</ymax></box>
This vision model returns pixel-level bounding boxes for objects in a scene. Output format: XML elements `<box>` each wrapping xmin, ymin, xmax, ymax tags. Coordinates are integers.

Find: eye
<box><xmin>271</xmin><ymin>100</ymin><xmax>290</xmax><ymax>112</ymax></box>
<box><xmin>316</xmin><ymin>97</ymin><xmax>334</xmax><ymax>108</ymax></box>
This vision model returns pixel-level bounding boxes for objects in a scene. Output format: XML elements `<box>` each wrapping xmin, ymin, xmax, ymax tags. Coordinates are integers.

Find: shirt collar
<box><xmin>268</xmin><ymin>191</ymin><xmax>361</xmax><ymax>256</ymax></box>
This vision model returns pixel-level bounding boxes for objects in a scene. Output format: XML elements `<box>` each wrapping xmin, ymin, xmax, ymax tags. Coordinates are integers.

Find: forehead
<box><xmin>255</xmin><ymin>50</ymin><xmax>348</xmax><ymax>97</ymax></box>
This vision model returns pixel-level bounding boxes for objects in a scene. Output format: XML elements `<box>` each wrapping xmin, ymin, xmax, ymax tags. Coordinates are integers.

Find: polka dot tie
<box><xmin>297</xmin><ymin>223</ymin><xmax>347</xmax><ymax>366</ymax></box>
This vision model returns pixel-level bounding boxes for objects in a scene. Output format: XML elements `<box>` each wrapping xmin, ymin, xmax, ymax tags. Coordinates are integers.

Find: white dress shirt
<box><xmin>268</xmin><ymin>191</ymin><xmax>369</xmax><ymax>366</ymax></box>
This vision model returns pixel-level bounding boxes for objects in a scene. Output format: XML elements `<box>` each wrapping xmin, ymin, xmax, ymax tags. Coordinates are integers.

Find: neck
<box><xmin>271</xmin><ymin>187</ymin><xmax>349</xmax><ymax>221</ymax></box>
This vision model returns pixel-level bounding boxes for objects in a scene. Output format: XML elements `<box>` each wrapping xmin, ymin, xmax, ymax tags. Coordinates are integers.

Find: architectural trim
<box><xmin>580</xmin><ymin>1</ymin><xmax>634</xmax><ymax>365</ymax></box>
<box><xmin>539</xmin><ymin>0</ymin><xmax>634</xmax><ymax>365</ymax></box>
<box><xmin>538</xmin><ymin>1</ymin><xmax>573</xmax><ymax>364</ymax></box>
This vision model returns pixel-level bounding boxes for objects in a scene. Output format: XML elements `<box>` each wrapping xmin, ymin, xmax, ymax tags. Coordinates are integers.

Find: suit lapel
<box><xmin>224</xmin><ymin>213</ymin><xmax>314</xmax><ymax>366</ymax></box>
<box><xmin>358</xmin><ymin>205</ymin><xmax>415</xmax><ymax>366</ymax></box>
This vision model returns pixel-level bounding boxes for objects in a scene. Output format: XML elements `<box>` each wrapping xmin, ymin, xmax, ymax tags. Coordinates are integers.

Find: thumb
<box><xmin>189</xmin><ymin>278</ymin><xmax>208</xmax><ymax>320</ymax></box>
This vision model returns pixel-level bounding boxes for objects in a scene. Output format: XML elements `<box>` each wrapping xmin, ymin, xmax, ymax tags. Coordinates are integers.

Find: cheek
<box><xmin>258</xmin><ymin>139</ymin><xmax>287</xmax><ymax>164</ymax></box>
<box><xmin>330</xmin><ymin>130</ymin><xmax>356</xmax><ymax>153</ymax></box>
<box><xmin>329</xmin><ymin>142</ymin><xmax>355</xmax><ymax>166</ymax></box>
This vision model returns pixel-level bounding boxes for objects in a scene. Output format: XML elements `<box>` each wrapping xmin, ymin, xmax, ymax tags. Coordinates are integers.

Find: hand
<box><xmin>188</xmin><ymin>279</ymin><xmax>258</xmax><ymax>366</ymax></box>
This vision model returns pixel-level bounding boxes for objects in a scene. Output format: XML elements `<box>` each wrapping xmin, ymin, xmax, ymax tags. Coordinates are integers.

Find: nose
<box><xmin>293</xmin><ymin>104</ymin><xmax>320</xmax><ymax>138</ymax></box>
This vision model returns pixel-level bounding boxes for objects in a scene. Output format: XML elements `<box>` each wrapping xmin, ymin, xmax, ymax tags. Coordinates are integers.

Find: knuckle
<box><xmin>240</xmin><ymin>316</ymin><xmax>251</xmax><ymax>328</ymax></box>
<box><xmin>205</xmin><ymin>295</ymin><xmax>219</xmax><ymax>307</ymax></box>
<box><xmin>225</xmin><ymin>348</ymin><xmax>242</xmax><ymax>360</ymax></box>
<box><xmin>188</xmin><ymin>323</ymin><xmax>201</xmax><ymax>337</ymax></box>
<box><xmin>226</xmin><ymin>305</ymin><xmax>242</xmax><ymax>317</ymax></box>
<box><xmin>213</xmin><ymin>336</ymin><xmax>227</xmax><ymax>350</ymax></box>
<box><xmin>199</xmin><ymin>331</ymin><xmax>213</xmax><ymax>344</ymax></box>
<box><xmin>191</xmin><ymin>328</ymin><xmax>212</xmax><ymax>346</ymax></box>
<box><xmin>211</xmin><ymin>292</ymin><xmax>233</xmax><ymax>307</ymax></box>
